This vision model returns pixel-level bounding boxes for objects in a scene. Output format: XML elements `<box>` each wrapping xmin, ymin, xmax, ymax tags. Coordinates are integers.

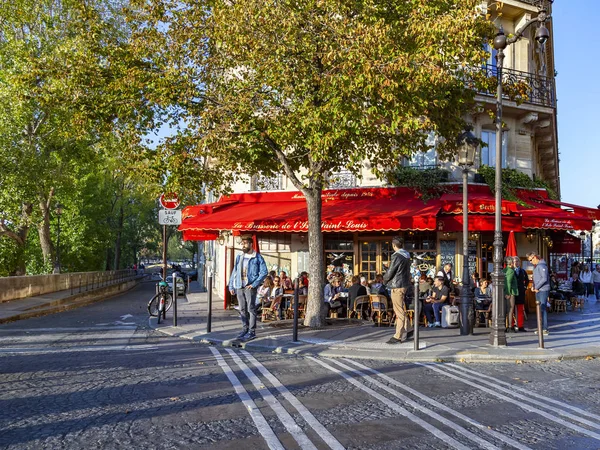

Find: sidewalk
<box><xmin>153</xmin><ymin>282</ymin><xmax>600</xmax><ymax>362</ymax></box>
<box><xmin>0</xmin><ymin>277</ymin><xmax>142</xmax><ymax>324</ymax></box>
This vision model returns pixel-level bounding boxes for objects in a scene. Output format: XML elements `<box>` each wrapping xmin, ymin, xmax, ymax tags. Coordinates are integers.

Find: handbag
<box><xmin>329</xmin><ymin>300</ymin><xmax>342</xmax><ymax>309</ymax></box>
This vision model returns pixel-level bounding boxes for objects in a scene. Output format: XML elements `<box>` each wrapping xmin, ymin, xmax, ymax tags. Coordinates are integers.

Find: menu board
<box><xmin>440</xmin><ymin>240</ymin><xmax>456</xmax><ymax>268</ymax></box>
<box><xmin>468</xmin><ymin>240</ymin><xmax>478</xmax><ymax>275</ymax></box>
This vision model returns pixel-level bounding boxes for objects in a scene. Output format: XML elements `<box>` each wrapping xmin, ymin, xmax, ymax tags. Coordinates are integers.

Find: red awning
<box><xmin>437</xmin><ymin>215</ymin><xmax>524</xmax><ymax>232</ymax></box>
<box><xmin>539</xmin><ymin>199</ymin><xmax>600</xmax><ymax>221</ymax></box>
<box><xmin>182</xmin><ymin>230</ymin><xmax>219</xmax><ymax>241</ymax></box>
<box><xmin>440</xmin><ymin>193</ymin><xmax>517</xmax><ymax>215</ymax></box>
<box><xmin>180</xmin><ymin>187</ymin><xmax>441</xmax><ymax>235</ymax></box>
<box><xmin>518</xmin><ymin>205</ymin><xmax>593</xmax><ymax>231</ymax></box>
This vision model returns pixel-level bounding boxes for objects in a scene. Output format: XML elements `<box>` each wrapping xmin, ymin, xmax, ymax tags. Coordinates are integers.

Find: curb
<box><xmin>152</xmin><ymin>323</ymin><xmax>600</xmax><ymax>363</ymax></box>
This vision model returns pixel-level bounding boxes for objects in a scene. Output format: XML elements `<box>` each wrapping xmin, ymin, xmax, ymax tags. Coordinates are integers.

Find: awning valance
<box><xmin>180</xmin><ymin>187</ymin><xmax>441</xmax><ymax>235</ymax></box>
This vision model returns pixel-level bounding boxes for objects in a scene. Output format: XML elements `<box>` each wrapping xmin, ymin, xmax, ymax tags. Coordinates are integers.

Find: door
<box><xmin>359</xmin><ymin>239</ymin><xmax>393</xmax><ymax>282</ymax></box>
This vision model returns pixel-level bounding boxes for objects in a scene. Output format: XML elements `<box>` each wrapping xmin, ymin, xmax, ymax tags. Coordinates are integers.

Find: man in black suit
<box><xmin>513</xmin><ymin>256</ymin><xmax>527</xmax><ymax>332</ymax></box>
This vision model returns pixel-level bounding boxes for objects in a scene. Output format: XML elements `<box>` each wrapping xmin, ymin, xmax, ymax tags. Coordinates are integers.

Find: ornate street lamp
<box><xmin>54</xmin><ymin>203</ymin><xmax>64</xmax><ymax>274</ymax></box>
<box><xmin>457</xmin><ymin>128</ymin><xmax>478</xmax><ymax>335</ymax></box>
<box><xmin>489</xmin><ymin>3</ymin><xmax>552</xmax><ymax>346</ymax></box>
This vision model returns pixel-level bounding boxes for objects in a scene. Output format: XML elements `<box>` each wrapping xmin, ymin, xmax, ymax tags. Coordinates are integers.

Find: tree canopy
<box><xmin>129</xmin><ymin>0</ymin><xmax>493</xmax><ymax>326</ymax></box>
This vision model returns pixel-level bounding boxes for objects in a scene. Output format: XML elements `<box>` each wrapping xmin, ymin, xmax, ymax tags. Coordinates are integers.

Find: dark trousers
<box><xmin>236</xmin><ymin>288</ymin><xmax>258</xmax><ymax>332</ymax></box>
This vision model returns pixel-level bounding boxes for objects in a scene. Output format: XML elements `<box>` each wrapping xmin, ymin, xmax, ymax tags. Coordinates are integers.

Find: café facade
<box><xmin>179</xmin><ymin>184</ymin><xmax>599</xmax><ymax>307</ymax></box>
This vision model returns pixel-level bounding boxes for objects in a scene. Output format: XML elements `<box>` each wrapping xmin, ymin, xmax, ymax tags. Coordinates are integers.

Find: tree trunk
<box><xmin>1</xmin><ymin>203</ymin><xmax>33</xmax><ymax>276</ymax></box>
<box><xmin>113</xmin><ymin>203</ymin><xmax>124</xmax><ymax>269</ymax></box>
<box><xmin>303</xmin><ymin>188</ymin><xmax>325</xmax><ymax>328</ymax></box>
<box><xmin>37</xmin><ymin>199</ymin><xmax>54</xmax><ymax>269</ymax></box>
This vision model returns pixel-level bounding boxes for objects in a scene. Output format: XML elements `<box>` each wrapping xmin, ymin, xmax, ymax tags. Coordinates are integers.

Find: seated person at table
<box><xmin>258</xmin><ymin>276</ymin><xmax>274</xmax><ymax>308</ymax></box>
<box><xmin>269</xmin><ymin>276</ymin><xmax>285</xmax><ymax>319</ymax></box>
<box><xmin>370</xmin><ymin>274</ymin><xmax>390</xmax><ymax>299</ymax></box>
<box><xmin>571</xmin><ymin>273</ymin><xmax>585</xmax><ymax>296</ymax></box>
<box><xmin>360</xmin><ymin>276</ymin><xmax>371</xmax><ymax>295</ymax></box>
<box><xmin>423</xmin><ymin>276</ymin><xmax>449</xmax><ymax>327</ymax></box>
<box><xmin>298</xmin><ymin>271</ymin><xmax>309</xmax><ymax>295</ymax></box>
<box><xmin>279</xmin><ymin>271</ymin><xmax>294</xmax><ymax>290</ymax></box>
<box><xmin>348</xmin><ymin>275</ymin><xmax>368</xmax><ymax>315</ymax></box>
<box><xmin>549</xmin><ymin>273</ymin><xmax>565</xmax><ymax>300</ymax></box>
<box><xmin>474</xmin><ymin>278</ymin><xmax>492</xmax><ymax>322</ymax></box>
<box><xmin>324</xmin><ymin>277</ymin><xmax>345</xmax><ymax>317</ymax></box>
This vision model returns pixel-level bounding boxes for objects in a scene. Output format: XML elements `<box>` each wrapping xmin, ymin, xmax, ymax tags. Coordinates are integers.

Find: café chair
<box><xmin>553</xmin><ymin>298</ymin><xmax>567</xmax><ymax>313</ymax></box>
<box><xmin>370</xmin><ymin>294</ymin><xmax>389</xmax><ymax>326</ymax></box>
<box><xmin>351</xmin><ymin>295</ymin><xmax>370</xmax><ymax>319</ymax></box>
<box><xmin>571</xmin><ymin>296</ymin><xmax>585</xmax><ymax>312</ymax></box>
<box><xmin>286</xmin><ymin>294</ymin><xmax>307</xmax><ymax>319</ymax></box>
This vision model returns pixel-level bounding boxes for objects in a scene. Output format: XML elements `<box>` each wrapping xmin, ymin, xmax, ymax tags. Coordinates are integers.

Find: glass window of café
<box><xmin>257</xmin><ymin>234</ymin><xmax>292</xmax><ymax>276</ymax></box>
<box><xmin>324</xmin><ymin>235</ymin><xmax>354</xmax><ymax>282</ymax></box>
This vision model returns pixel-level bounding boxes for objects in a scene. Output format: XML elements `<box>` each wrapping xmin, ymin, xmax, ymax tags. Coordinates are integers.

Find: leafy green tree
<box><xmin>0</xmin><ymin>0</ymin><xmax>163</xmax><ymax>275</ymax></box>
<box><xmin>129</xmin><ymin>0</ymin><xmax>492</xmax><ymax>327</ymax></box>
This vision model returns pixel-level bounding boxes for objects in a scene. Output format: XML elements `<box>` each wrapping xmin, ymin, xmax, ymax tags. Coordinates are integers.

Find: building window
<box><xmin>483</xmin><ymin>42</ymin><xmax>498</xmax><ymax>75</ymax></box>
<box><xmin>480</xmin><ymin>130</ymin><xmax>507</xmax><ymax>168</ymax></box>
<box><xmin>257</xmin><ymin>234</ymin><xmax>291</xmax><ymax>252</ymax></box>
<box><xmin>406</xmin><ymin>132</ymin><xmax>437</xmax><ymax>169</ymax></box>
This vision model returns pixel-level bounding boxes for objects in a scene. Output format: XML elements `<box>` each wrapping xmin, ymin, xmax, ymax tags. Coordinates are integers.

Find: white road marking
<box><xmin>209</xmin><ymin>347</ymin><xmax>284</xmax><ymax>450</ymax></box>
<box><xmin>420</xmin><ymin>363</ymin><xmax>600</xmax><ymax>442</ymax></box>
<box><xmin>342</xmin><ymin>358</ymin><xmax>531</xmax><ymax>450</ymax></box>
<box><xmin>307</xmin><ymin>357</ymin><xmax>471</xmax><ymax>450</ymax></box>
<box><xmin>436</xmin><ymin>363</ymin><xmax>600</xmax><ymax>430</ymax></box>
<box><xmin>0</xmin><ymin>344</ymin><xmax>158</xmax><ymax>354</ymax></box>
<box><xmin>120</xmin><ymin>314</ymin><xmax>134</xmax><ymax>320</ymax></box>
<box><xmin>225</xmin><ymin>349</ymin><xmax>317</xmax><ymax>450</ymax></box>
<box><xmin>327</xmin><ymin>358</ymin><xmax>501</xmax><ymax>450</ymax></box>
<box><xmin>446</xmin><ymin>362</ymin><xmax>600</xmax><ymax>422</ymax></box>
<box><xmin>240</xmin><ymin>350</ymin><xmax>345</xmax><ymax>450</ymax></box>
<box><xmin>0</xmin><ymin>327</ymin><xmax>137</xmax><ymax>332</ymax></box>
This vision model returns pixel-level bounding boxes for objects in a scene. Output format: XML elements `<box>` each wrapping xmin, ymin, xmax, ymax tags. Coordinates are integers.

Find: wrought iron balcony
<box><xmin>472</xmin><ymin>64</ymin><xmax>556</xmax><ymax>108</ymax></box>
<box><xmin>252</xmin><ymin>174</ymin><xmax>282</xmax><ymax>191</ymax></box>
<box><xmin>327</xmin><ymin>170</ymin><xmax>357</xmax><ymax>189</ymax></box>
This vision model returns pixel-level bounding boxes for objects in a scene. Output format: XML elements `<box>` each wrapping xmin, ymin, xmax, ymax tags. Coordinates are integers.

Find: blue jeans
<box><xmin>433</xmin><ymin>302</ymin><xmax>445</xmax><ymax>323</ymax></box>
<box><xmin>535</xmin><ymin>290</ymin><xmax>549</xmax><ymax>331</ymax></box>
<box><xmin>236</xmin><ymin>287</ymin><xmax>258</xmax><ymax>333</ymax></box>
<box><xmin>594</xmin><ymin>282</ymin><xmax>600</xmax><ymax>300</ymax></box>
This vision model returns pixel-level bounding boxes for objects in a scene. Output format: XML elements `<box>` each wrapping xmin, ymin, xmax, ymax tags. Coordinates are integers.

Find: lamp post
<box><xmin>54</xmin><ymin>203</ymin><xmax>63</xmax><ymax>274</ymax></box>
<box><xmin>457</xmin><ymin>129</ymin><xmax>478</xmax><ymax>335</ymax></box>
<box><xmin>489</xmin><ymin>3</ymin><xmax>551</xmax><ymax>346</ymax></box>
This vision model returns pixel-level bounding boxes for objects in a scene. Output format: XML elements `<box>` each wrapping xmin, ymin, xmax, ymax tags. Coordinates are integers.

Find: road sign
<box><xmin>159</xmin><ymin>209</ymin><xmax>182</xmax><ymax>225</ymax></box>
<box><xmin>159</xmin><ymin>192</ymin><xmax>180</xmax><ymax>209</ymax></box>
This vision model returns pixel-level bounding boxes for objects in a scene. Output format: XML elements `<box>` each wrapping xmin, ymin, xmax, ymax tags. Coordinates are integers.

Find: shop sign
<box><xmin>231</xmin><ymin>219</ymin><xmax>369</xmax><ymax>231</ymax></box>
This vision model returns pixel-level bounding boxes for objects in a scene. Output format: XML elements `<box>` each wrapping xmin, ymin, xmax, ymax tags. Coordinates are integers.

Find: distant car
<box><xmin>165</xmin><ymin>275</ymin><xmax>186</xmax><ymax>297</ymax></box>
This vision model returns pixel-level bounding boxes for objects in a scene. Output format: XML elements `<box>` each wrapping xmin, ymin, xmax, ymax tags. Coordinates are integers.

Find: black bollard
<box><xmin>207</xmin><ymin>273</ymin><xmax>213</xmax><ymax>333</ymax></box>
<box><xmin>173</xmin><ymin>276</ymin><xmax>178</xmax><ymax>327</ymax></box>
<box><xmin>292</xmin><ymin>277</ymin><xmax>299</xmax><ymax>343</ymax></box>
<box><xmin>414</xmin><ymin>275</ymin><xmax>420</xmax><ymax>351</ymax></box>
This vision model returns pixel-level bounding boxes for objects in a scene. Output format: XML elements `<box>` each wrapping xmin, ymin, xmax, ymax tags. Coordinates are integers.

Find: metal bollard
<box><xmin>414</xmin><ymin>275</ymin><xmax>420</xmax><ymax>351</ymax></box>
<box><xmin>207</xmin><ymin>273</ymin><xmax>213</xmax><ymax>333</ymax></box>
<box><xmin>536</xmin><ymin>301</ymin><xmax>544</xmax><ymax>349</ymax></box>
<box><xmin>173</xmin><ymin>276</ymin><xmax>178</xmax><ymax>327</ymax></box>
<box><xmin>292</xmin><ymin>278</ymin><xmax>299</xmax><ymax>343</ymax></box>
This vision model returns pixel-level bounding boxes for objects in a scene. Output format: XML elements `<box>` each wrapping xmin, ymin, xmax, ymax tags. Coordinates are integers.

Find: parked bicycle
<box><xmin>147</xmin><ymin>280</ymin><xmax>173</xmax><ymax>324</ymax></box>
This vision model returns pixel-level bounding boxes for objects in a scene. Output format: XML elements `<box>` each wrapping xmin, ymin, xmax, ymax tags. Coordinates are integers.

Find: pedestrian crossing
<box><xmin>212</xmin><ymin>348</ymin><xmax>600</xmax><ymax>449</ymax></box>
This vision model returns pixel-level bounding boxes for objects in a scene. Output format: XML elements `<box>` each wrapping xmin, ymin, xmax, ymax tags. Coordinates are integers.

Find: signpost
<box><xmin>158</xmin><ymin>192</ymin><xmax>181</xmax><ymax>296</ymax></box>
<box><xmin>159</xmin><ymin>192</ymin><xmax>180</xmax><ymax>210</ymax></box>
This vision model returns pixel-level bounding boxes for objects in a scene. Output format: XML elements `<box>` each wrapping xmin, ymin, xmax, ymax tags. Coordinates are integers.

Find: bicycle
<box><xmin>148</xmin><ymin>281</ymin><xmax>174</xmax><ymax>324</ymax></box>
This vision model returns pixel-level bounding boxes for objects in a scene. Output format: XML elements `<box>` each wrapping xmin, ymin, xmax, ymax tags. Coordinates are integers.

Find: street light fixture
<box><xmin>489</xmin><ymin>3</ymin><xmax>552</xmax><ymax>347</ymax></box>
<box><xmin>54</xmin><ymin>203</ymin><xmax>64</xmax><ymax>274</ymax></box>
<box><xmin>457</xmin><ymin>128</ymin><xmax>478</xmax><ymax>335</ymax></box>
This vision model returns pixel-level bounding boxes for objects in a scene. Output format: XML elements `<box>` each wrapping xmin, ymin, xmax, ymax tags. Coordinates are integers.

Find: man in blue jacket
<box><xmin>229</xmin><ymin>237</ymin><xmax>268</xmax><ymax>341</ymax></box>
<box><xmin>527</xmin><ymin>251</ymin><xmax>550</xmax><ymax>335</ymax></box>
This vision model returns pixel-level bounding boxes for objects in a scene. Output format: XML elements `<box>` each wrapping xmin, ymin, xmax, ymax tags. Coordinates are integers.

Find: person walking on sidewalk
<box><xmin>504</xmin><ymin>256</ymin><xmax>518</xmax><ymax>333</ymax></box>
<box><xmin>580</xmin><ymin>265</ymin><xmax>593</xmax><ymax>297</ymax></box>
<box><xmin>513</xmin><ymin>256</ymin><xmax>527</xmax><ymax>332</ymax></box>
<box><xmin>593</xmin><ymin>265</ymin><xmax>600</xmax><ymax>300</ymax></box>
<box><xmin>527</xmin><ymin>252</ymin><xmax>550</xmax><ymax>335</ymax></box>
<box><xmin>383</xmin><ymin>237</ymin><xmax>412</xmax><ymax>344</ymax></box>
<box><xmin>228</xmin><ymin>237</ymin><xmax>268</xmax><ymax>341</ymax></box>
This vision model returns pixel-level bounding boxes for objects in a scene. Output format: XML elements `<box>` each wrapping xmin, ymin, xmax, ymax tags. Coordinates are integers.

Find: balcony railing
<box><xmin>252</xmin><ymin>174</ymin><xmax>282</xmax><ymax>191</ymax></box>
<box><xmin>327</xmin><ymin>170</ymin><xmax>357</xmax><ymax>189</ymax></box>
<box><xmin>472</xmin><ymin>64</ymin><xmax>556</xmax><ymax>108</ymax></box>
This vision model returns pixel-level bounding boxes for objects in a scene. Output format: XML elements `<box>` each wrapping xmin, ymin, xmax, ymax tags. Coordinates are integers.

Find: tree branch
<box><xmin>259</xmin><ymin>131</ymin><xmax>307</xmax><ymax>194</ymax></box>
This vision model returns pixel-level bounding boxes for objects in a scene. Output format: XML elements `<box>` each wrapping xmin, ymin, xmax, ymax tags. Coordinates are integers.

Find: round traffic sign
<box><xmin>159</xmin><ymin>192</ymin><xmax>180</xmax><ymax>209</ymax></box>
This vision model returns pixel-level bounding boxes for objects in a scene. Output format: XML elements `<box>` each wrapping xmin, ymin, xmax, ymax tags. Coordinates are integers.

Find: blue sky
<box><xmin>553</xmin><ymin>1</ymin><xmax>598</xmax><ymax>209</ymax></box>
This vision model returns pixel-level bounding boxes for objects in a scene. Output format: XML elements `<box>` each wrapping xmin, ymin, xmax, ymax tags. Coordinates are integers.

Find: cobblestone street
<box><xmin>2</xmin><ymin>283</ymin><xmax>600</xmax><ymax>449</ymax></box>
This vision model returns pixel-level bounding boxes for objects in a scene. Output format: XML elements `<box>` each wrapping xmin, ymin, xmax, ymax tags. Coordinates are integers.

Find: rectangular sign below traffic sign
<box><xmin>159</xmin><ymin>209</ymin><xmax>182</xmax><ymax>225</ymax></box>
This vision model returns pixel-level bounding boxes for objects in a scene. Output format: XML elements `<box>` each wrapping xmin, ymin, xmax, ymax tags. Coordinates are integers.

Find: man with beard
<box><xmin>229</xmin><ymin>237</ymin><xmax>268</xmax><ymax>341</ymax></box>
